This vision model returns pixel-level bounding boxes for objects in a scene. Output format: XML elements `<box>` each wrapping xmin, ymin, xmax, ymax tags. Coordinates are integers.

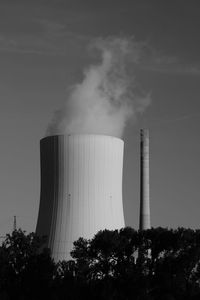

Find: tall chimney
<box><xmin>139</xmin><ymin>129</ymin><xmax>151</xmax><ymax>230</ymax></box>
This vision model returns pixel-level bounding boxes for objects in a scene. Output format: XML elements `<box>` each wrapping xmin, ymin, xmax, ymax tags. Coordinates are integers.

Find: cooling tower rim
<box><xmin>41</xmin><ymin>134</ymin><xmax>124</xmax><ymax>143</ymax></box>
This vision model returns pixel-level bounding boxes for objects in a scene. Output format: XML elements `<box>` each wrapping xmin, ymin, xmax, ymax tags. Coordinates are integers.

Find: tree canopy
<box><xmin>1</xmin><ymin>227</ymin><xmax>200</xmax><ymax>299</ymax></box>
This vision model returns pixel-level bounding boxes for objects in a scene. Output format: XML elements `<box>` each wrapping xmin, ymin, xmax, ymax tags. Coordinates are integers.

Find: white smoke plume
<box><xmin>46</xmin><ymin>37</ymin><xmax>151</xmax><ymax>138</ymax></box>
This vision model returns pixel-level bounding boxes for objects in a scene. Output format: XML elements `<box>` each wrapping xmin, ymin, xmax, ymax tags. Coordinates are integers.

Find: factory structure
<box><xmin>36</xmin><ymin>130</ymin><xmax>150</xmax><ymax>261</ymax></box>
<box><xmin>139</xmin><ymin>129</ymin><xmax>151</xmax><ymax>230</ymax></box>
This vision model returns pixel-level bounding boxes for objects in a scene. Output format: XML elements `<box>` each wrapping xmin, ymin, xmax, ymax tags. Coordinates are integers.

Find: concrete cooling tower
<box><xmin>36</xmin><ymin>134</ymin><xmax>125</xmax><ymax>261</ymax></box>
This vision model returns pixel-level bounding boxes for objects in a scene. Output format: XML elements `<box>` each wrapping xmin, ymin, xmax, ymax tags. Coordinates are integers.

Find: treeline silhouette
<box><xmin>1</xmin><ymin>227</ymin><xmax>200</xmax><ymax>300</ymax></box>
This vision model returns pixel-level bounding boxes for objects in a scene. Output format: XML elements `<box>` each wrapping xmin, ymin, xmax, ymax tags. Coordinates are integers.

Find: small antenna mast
<box><xmin>13</xmin><ymin>215</ymin><xmax>17</xmax><ymax>231</ymax></box>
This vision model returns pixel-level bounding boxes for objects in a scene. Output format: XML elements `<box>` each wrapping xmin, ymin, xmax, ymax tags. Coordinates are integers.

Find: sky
<box><xmin>0</xmin><ymin>0</ymin><xmax>200</xmax><ymax>236</ymax></box>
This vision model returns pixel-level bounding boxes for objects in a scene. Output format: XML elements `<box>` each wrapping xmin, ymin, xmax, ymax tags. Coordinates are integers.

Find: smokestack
<box><xmin>139</xmin><ymin>129</ymin><xmax>151</xmax><ymax>230</ymax></box>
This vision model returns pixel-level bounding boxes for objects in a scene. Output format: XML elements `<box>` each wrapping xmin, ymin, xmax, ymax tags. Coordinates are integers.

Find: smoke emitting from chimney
<box><xmin>46</xmin><ymin>37</ymin><xmax>151</xmax><ymax>138</ymax></box>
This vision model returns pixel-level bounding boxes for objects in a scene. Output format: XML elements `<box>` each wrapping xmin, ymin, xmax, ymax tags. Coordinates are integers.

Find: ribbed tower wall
<box><xmin>36</xmin><ymin>134</ymin><xmax>125</xmax><ymax>261</ymax></box>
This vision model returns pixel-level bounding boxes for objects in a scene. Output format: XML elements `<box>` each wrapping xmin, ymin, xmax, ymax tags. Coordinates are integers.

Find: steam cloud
<box><xmin>46</xmin><ymin>37</ymin><xmax>151</xmax><ymax>138</ymax></box>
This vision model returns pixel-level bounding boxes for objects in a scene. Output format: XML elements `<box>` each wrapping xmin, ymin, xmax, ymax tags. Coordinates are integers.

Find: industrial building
<box><xmin>36</xmin><ymin>134</ymin><xmax>125</xmax><ymax>261</ymax></box>
<box><xmin>139</xmin><ymin>129</ymin><xmax>151</xmax><ymax>230</ymax></box>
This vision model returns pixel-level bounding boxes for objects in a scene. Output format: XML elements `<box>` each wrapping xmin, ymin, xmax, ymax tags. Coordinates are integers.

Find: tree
<box><xmin>71</xmin><ymin>227</ymin><xmax>200</xmax><ymax>300</ymax></box>
<box><xmin>0</xmin><ymin>229</ymin><xmax>55</xmax><ymax>300</ymax></box>
<box><xmin>2</xmin><ymin>227</ymin><xmax>200</xmax><ymax>299</ymax></box>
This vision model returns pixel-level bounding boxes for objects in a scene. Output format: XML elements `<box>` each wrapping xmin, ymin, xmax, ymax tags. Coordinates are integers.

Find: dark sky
<box><xmin>0</xmin><ymin>0</ymin><xmax>200</xmax><ymax>234</ymax></box>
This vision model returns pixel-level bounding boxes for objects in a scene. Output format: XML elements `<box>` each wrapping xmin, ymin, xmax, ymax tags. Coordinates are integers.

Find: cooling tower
<box><xmin>139</xmin><ymin>129</ymin><xmax>151</xmax><ymax>230</ymax></box>
<box><xmin>36</xmin><ymin>134</ymin><xmax>125</xmax><ymax>261</ymax></box>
